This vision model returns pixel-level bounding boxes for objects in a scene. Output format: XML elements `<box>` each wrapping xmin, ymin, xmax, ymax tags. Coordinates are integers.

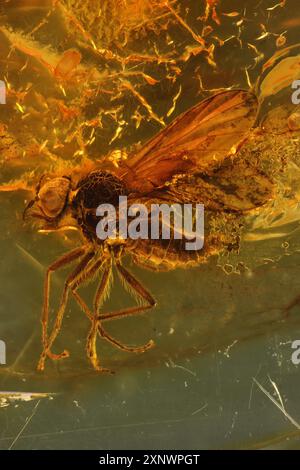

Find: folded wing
<box><xmin>118</xmin><ymin>90</ymin><xmax>258</xmax><ymax>192</ymax></box>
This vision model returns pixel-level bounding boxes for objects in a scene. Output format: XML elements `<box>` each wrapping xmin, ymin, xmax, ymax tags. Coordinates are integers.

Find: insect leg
<box><xmin>39</xmin><ymin>246</ymin><xmax>87</xmax><ymax>369</ymax></box>
<box><xmin>43</xmin><ymin>255</ymin><xmax>114</xmax><ymax>373</ymax></box>
<box><xmin>72</xmin><ymin>288</ymin><xmax>154</xmax><ymax>354</ymax></box>
<box><xmin>99</xmin><ymin>260</ymin><xmax>157</xmax><ymax>322</ymax></box>
<box><xmin>70</xmin><ymin>257</ymin><xmax>107</xmax><ymax>322</ymax></box>
<box><xmin>86</xmin><ymin>260</ymin><xmax>114</xmax><ymax>373</ymax></box>
<box><xmin>91</xmin><ymin>260</ymin><xmax>156</xmax><ymax>354</ymax></box>
<box><xmin>74</xmin><ymin>296</ymin><xmax>155</xmax><ymax>353</ymax></box>
<box><xmin>99</xmin><ymin>328</ymin><xmax>154</xmax><ymax>354</ymax></box>
<box><xmin>38</xmin><ymin>247</ymin><xmax>93</xmax><ymax>371</ymax></box>
<box><xmin>66</xmin><ymin>255</ymin><xmax>154</xmax><ymax>368</ymax></box>
<box><xmin>49</xmin><ymin>254</ymin><xmax>146</xmax><ymax>370</ymax></box>
<box><xmin>96</xmin><ymin>258</ymin><xmax>155</xmax><ymax>357</ymax></box>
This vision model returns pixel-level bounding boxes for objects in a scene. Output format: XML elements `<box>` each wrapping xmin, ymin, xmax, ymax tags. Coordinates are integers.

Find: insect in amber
<box><xmin>24</xmin><ymin>88</ymin><xmax>276</xmax><ymax>373</ymax></box>
<box><xmin>2</xmin><ymin>44</ymin><xmax>300</xmax><ymax>373</ymax></box>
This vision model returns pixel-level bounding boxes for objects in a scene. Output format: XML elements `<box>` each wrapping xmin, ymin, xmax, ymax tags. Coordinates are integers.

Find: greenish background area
<box><xmin>1</xmin><ymin>0</ymin><xmax>300</xmax><ymax>450</ymax></box>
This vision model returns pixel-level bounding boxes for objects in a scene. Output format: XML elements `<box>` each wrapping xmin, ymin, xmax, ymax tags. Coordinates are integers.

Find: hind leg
<box><xmin>85</xmin><ymin>258</ymin><xmax>155</xmax><ymax>372</ymax></box>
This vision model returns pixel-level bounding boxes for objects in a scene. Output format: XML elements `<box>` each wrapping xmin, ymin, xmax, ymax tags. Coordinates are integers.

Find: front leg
<box><xmin>38</xmin><ymin>247</ymin><xmax>93</xmax><ymax>371</ymax></box>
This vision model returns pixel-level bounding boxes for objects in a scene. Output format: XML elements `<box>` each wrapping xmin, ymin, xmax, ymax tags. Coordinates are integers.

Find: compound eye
<box><xmin>40</xmin><ymin>189</ymin><xmax>63</xmax><ymax>217</ymax></box>
<box><xmin>38</xmin><ymin>178</ymin><xmax>70</xmax><ymax>218</ymax></box>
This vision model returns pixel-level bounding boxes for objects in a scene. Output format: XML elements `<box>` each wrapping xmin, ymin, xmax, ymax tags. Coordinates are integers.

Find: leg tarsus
<box><xmin>37</xmin><ymin>349</ymin><xmax>70</xmax><ymax>373</ymax></box>
<box><xmin>98</xmin><ymin>325</ymin><xmax>155</xmax><ymax>353</ymax></box>
<box><xmin>86</xmin><ymin>316</ymin><xmax>114</xmax><ymax>374</ymax></box>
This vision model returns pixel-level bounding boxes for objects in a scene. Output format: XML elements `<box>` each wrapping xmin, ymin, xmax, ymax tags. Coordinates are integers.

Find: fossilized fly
<box><xmin>1</xmin><ymin>44</ymin><xmax>300</xmax><ymax>373</ymax></box>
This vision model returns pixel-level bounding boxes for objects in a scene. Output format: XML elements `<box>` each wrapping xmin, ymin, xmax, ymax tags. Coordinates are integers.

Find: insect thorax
<box><xmin>71</xmin><ymin>170</ymin><xmax>127</xmax><ymax>241</ymax></box>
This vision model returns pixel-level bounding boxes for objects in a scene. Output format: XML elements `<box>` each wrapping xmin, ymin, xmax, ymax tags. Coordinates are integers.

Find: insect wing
<box><xmin>119</xmin><ymin>90</ymin><xmax>258</xmax><ymax>192</ymax></box>
<box><xmin>161</xmin><ymin>158</ymin><xmax>274</xmax><ymax>213</ymax></box>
